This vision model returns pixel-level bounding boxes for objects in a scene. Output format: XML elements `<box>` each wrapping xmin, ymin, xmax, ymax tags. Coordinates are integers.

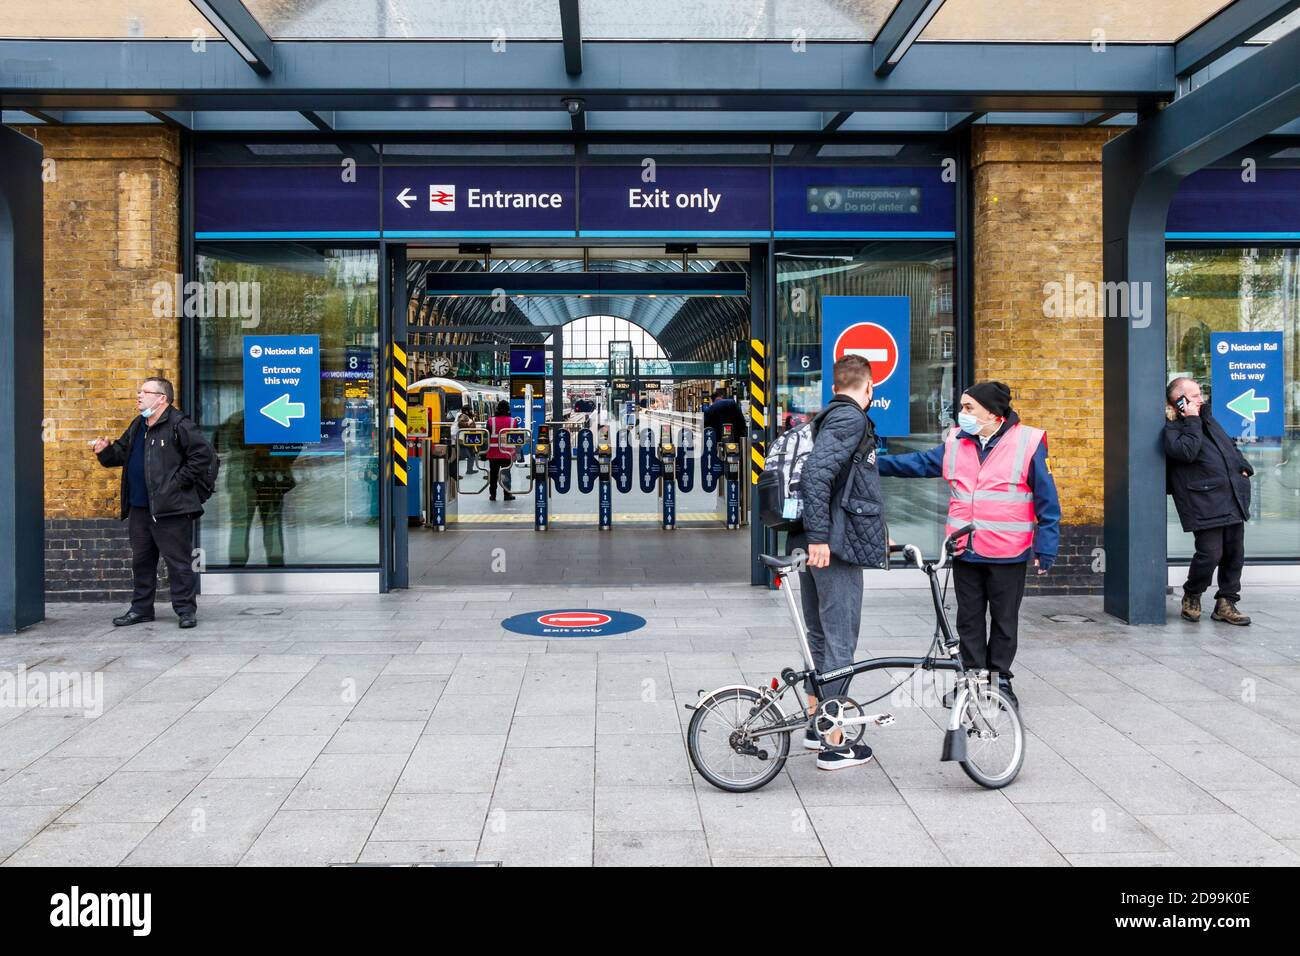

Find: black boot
<box><xmin>113</xmin><ymin>609</ymin><xmax>155</xmax><ymax>627</ymax></box>
<box><xmin>998</xmin><ymin>676</ymin><xmax>1019</xmax><ymax>710</ymax></box>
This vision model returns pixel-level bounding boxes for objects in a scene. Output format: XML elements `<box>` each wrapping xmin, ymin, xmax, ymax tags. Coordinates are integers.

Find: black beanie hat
<box><xmin>964</xmin><ymin>381</ymin><xmax>1013</xmax><ymax>418</ymax></box>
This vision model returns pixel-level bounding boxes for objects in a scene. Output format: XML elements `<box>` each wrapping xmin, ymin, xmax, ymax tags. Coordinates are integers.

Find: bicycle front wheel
<box><xmin>687</xmin><ymin>687</ymin><xmax>790</xmax><ymax>793</ymax></box>
<box><xmin>958</xmin><ymin>686</ymin><xmax>1024</xmax><ymax>789</ymax></box>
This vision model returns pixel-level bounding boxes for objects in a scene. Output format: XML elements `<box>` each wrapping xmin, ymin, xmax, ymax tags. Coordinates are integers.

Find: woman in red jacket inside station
<box><xmin>486</xmin><ymin>399</ymin><xmax>518</xmax><ymax>502</ymax></box>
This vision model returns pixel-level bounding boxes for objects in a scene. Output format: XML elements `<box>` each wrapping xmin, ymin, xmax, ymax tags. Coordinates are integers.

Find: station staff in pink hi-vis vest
<box><xmin>876</xmin><ymin>381</ymin><xmax>1061</xmax><ymax>710</ymax></box>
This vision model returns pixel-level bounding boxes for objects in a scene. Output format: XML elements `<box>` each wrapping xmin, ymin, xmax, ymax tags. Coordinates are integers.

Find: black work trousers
<box><xmin>1184</xmin><ymin>522</ymin><xmax>1246</xmax><ymax>604</ymax></box>
<box><xmin>952</xmin><ymin>559</ymin><xmax>1028</xmax><ymax>680</ymax></box>
<box><xmin>488</xmin><ymin>459</ymin><xmax>514</xmax><ymax>498</ymax></box>
<box><xmin>128</xmin><ymin>506</ymin><xmax>198</xmax><ymax>616</ymax></box>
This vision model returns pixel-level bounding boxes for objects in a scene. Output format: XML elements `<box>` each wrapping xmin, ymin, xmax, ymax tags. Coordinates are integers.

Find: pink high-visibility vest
<box><xmin>941</xmin><ymin>422</ymin><xmax>1045</xmax><ymax>559</ymax></box>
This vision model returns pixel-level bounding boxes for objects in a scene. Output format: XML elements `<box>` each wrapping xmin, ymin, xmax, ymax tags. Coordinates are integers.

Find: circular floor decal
<box><xmin>502</xmin><ymin>608</ymin><xmax>646</xmax><ymax>637</ymax></box>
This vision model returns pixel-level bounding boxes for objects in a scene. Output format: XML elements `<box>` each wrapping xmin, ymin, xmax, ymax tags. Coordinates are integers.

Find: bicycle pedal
<box><xmin>868</xmin><ymin>713</ymin><xmax>895</xmax><ymax>726</ymax></box>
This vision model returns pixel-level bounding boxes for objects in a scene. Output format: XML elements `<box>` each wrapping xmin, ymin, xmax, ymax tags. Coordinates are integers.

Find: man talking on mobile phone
<box><xmin>788</xmin><ymin>354</ymin><xmax>888</xmax><ymax>771</ymax></box>
<box><xmin>1164</xmin><ymin>377</ymin><xmax>1254</xmax><ymax>626</ymax></box>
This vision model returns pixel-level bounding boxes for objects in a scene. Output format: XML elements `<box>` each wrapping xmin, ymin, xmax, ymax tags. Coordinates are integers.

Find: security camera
<box><xmin>564</xmin><ymin>98</ymin><xmax>584</xmax><ymax>116</ymax></box>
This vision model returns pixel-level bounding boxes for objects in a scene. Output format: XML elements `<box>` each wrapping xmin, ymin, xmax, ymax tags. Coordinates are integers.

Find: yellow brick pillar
<box><xmin>971</xmin><ymin>127</ymin><xmax>1118</xmax><ymax>593</ymax></box>
<box><xmin>20</xmin><ymin>126</ymin><xmax>182</xmax><ymax>599</ymax></box>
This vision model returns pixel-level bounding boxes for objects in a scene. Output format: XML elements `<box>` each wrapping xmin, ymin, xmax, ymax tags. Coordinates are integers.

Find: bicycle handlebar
<box><xmin>765</xmin><ymin>524</ymin><xmax>977</xmax><ymax>576</ymax></box>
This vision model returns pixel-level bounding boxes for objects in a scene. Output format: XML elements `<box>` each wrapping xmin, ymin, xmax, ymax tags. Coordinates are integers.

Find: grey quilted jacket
<box><xmin>801</xmin><ymin>396</ymin><xmax>888</xmax><ymax>569</ymax></box>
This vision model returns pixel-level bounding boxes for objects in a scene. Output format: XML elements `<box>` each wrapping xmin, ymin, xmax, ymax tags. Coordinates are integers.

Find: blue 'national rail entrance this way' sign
<box><xmin>243</xmin><ymin>334</ymin><xmax>322</xmax><ymax>444</ymax></box>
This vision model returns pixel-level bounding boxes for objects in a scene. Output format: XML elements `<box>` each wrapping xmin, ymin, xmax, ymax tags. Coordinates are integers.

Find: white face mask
<box><xmin>957</xmin><ymin>411</ymin><xmax>995</xmax><ymax>435</ymax></box>
<box><xmin>140</xmin><ymin>394</ymin><xmax>164</xmax><ymax>418</ymax></box>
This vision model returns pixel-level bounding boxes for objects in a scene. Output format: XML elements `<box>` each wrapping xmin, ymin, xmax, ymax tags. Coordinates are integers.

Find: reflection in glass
<box><xmin>1166</xmin><ymin>247</ymin><xmax>1300</xmax><ymax>559</ymax></box>
<box><xmin>196</xmin><ymin>245</ymin><xmax>381</xmax><ymax>567</ymax></box>
<box><xmin>775</xmin><ymin>243</ymin><xmax>956</xmax><ymax>556</ymax></box>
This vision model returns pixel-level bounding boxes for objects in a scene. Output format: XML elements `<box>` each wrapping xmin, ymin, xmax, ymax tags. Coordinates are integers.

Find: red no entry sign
<box><xmin>504</xmin><ymin>608</ymin><xmax>646</xmax><ymax>637</ymax></box>
<box><xmin>833</xmin><ymin>322</ymin><xmax>900</xmax><ymax>386</ymax></box>
<box><xmin>537</xmin><ymin>612</ymin><xmax>612</xmax><ymax>629</ymax></box>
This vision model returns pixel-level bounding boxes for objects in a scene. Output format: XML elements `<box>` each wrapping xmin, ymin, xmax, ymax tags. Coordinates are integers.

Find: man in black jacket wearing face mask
<box><xmin>1164</xmin><ymin>377</ymin><xmax>1254</xmax><ymax>626</ymax></box>
<box><xmin>91</xmin><ymin>377</ymin><xmax>216</xmax><ymax>629</ymax></box>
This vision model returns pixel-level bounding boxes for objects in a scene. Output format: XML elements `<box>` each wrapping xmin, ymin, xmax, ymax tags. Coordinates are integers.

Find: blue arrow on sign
<box><xmin>1225</xmin><ymin>388</ymin><xmax>1270</xmax><ymax>423</ymax></box>
<box><xmin>260</xmin><ymin>393</ymin><xmax>306</xmax><ymax>428</ymax></box>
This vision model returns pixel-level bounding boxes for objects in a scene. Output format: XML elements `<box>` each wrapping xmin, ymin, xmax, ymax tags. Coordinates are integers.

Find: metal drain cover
<box><xmin>240</xmin><ymin>607</ymin><xmax>285</xmax><ymax>617</ymax></box>
<box><xmin>1045</xmin><ymin>613</ymin><xmax>1095</xmax><ymax>624</ymax></box>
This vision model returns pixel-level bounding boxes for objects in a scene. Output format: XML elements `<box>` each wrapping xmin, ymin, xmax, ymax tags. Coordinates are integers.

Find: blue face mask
<box><xmin>957</xmin><ymin>412</ymin><xmax>987</xmax><ymax>435</ymax></box>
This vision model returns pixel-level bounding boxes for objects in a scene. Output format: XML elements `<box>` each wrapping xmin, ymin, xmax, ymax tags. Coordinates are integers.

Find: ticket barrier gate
<box><xmin>433</xmin><ymin>419</ymin><xmax>743</xmax><ymax>532</ymax></box>
<box><xmin>497</xmin><ymin>428</ymin><xmax>532</xmax><ymax>500</ymax></box>
<box><xmin>595</xmin><ymin>434</ymin><xmax>614</xmax><ymax>531</ymax></box>
<box><xmin>426</xmin><ymin>437</ymin><xmax>452</xmax><ymax>532</ymax></box>
<box><xmin>576</xmin><ymin>425</ymin><xmax>632</xmax><ymax>529</ymax></box>
<box><xmin>453</xmin><ymin>427</ymin><xmax>491</xmax><ymax>497</ymax></box>
<box><xmin>636</xmin><ymin>424</ymin><xmax>701</xmax><ymax>530</ymax></box>
<box><xmin>531</xmin><ymin>436</ymin><xmax>551</xmax><ymax>531</ymax></box>
<box><xmin>719</xmin><ymin>424</ymin><xmax>743</xmax><ymax>530</ymax></box>
<box><xmin>445</xmin><ymin>425</ymin><xmax>530</xmax><ymax>507</ymax></box>
<box><xmin>700</xmin><ymin>425</ymin><xmax>748</xmax><ymax>530</ymax></box>
<box><xmin>534</xmin><ymin>422</ymin><xmax>573</xmax><ymax>532</ymax></box>
<box><xmin>413</xmin><ymin>423</ymin><xmax>453</xmax><ymax>531</ymax></box>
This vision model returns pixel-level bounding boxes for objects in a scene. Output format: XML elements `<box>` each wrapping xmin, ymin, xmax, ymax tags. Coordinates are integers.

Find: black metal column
<box><xmin>1102</xmin><ymin>23</ymin><xmax>1300</xmax><ymax>623</ymax></box>
<box><xmin>1101</xmin><ymin>152</ymin><xmax>1180</xmax><ymax>625</ymax></box>
<box><xmin>749</xmin><ymin>243</ymin><xmax>772</xmax><ymax>586</ymax></box>
<box><xmin>388</xmin><ymin>244</ymin><xmax>409</xmax><ymax>590</ymax></box>
<box><xmin>0</xmin><ymin>126</ymin><xmax>45</xmax><ymax>632</ymax></box>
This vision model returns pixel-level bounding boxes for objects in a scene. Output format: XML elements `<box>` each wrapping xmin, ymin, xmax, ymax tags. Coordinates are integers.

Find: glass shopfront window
<box><xmin>195</xmin><ymin>244</ymin><xmax>382</xmax><ymax>567</ymax></box>
<box><xmin>774</xmin><ymin>242</ymin><xmax>956</xmax><ymax>557</ymax></box>
<box><xmin>1167</xmin><ymin>246</ymin><xmax>1300</xmax><ymax>560</ymax></box>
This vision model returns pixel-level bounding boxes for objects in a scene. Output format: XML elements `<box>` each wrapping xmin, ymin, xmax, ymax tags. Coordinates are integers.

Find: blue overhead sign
<box><xmin>1168</xmin><ymin>169</ymin><xmax>1300</xmax><ymax>239</ymax></box>
<box><xmin>382</xmin><ymin>165</ymin><xmax>576</xmax><ymax>237</ymax></box>
<box><xmin>196</xmin><ymin>163</ymin><xmax>961</xmax><ymax>240</ymax></box>
<box><xmin>578</xmin><ymin>165</ymin><xmax>770</xmax><ymax>236</ymax></box>
<box><xmin>196</xmin><ymin>166</ymin><xmax>381</xmax><ymax>237</ymax></box>
<box><xmin>821</xmin><ymin>296</ymin><xmax>911</xmax><ymax>437</ymax></box>
<box><xmin>1210</xmin><ymin>331</ymin><xmax>1284</xmax><ymax>440</ymax></box>
<box><xmin>243</xmin><ymin>335</ymin><xmax>322</xmax><ymax>444</ymax></box>
<box><xmin>510</xmin><ymin>347</ymin><xmax>545</xmax><ymax>376</ymax></box>
<box><xmin>775</xmin><ymin>166</ymin><xmax>956</xmax><ymax>237</ymax></box>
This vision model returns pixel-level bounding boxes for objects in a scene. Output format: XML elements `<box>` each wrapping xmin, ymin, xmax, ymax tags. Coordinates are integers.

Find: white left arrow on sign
<box><xmin>396</xmin><ymin>187</ymin><xmax>415</xmax><ymax>209</ymax></box>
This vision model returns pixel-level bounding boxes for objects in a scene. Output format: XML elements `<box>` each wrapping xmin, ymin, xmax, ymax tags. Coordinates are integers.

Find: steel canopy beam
<box><xmin>1120</xmin><ymin>25</ymin><xmax>1300</xmax><ymax>178</ymax></box>
<box><xmin>1175</xmin><ymin>0</ymin><xmax>1300</xmax><ymax>76</ymax></box>
<box><xmin>873</xmin><ymin>0</ymin><xmax>947</xmax><ymax>75</ymax></box>
<box><xmin>188</xmin><ymin>0</ymin><xmax>276</xmax><ymax>76</ymax></box>
<box><xmin>300</xmin><ymin>110</ymin><xmax>334</xmax><ymax>131</ymax></box>
<box><xmin>559</xmin><ymin>0</ymin><xmax>582</xmax><ymax>76</ymax></box>
<box><xmin>1102</xmin><ymin>18</ymin><xmax>1300</xmax><ymax>625</ymax></box>
<box><xmin>0</xmin><ymin>40</ymin><xmax>1174</xmax><ymax>113</ymax></box>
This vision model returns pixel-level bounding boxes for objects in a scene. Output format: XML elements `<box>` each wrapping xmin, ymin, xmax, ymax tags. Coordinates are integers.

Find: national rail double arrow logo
<box><xmin>429</xmin><ymin>185</ymin><xmax>456</xmax><ymax>211</ymax></box>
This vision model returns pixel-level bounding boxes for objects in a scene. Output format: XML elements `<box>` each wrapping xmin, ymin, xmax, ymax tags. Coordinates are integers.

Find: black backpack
<box><xmin>170</xmin><ymin>415</ymin><xmax>222</xmax><ymax>503</ymax></box>
<box><xmin>757</xmin><ymin>403</ymin><xmax>874</xmax><ymax>533</ymax></box>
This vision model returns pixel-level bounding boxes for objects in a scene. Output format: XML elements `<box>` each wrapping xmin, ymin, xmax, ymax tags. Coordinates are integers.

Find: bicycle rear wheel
<box><xmin>687</xmin><ymin>687</ymin><xmax>790</xmax><ymax>793</ymax></box>
<box><xmin>957</xmin><ymin>686</ymin><xmax>1024</xmax><ymax>789</ymax></box>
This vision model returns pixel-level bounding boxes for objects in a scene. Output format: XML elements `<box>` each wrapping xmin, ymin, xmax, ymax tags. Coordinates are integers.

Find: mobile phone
<box><xmin>1175</xmin><ymin>396</ymin><xmax>1188</xmax><ymax>415</ymax></box>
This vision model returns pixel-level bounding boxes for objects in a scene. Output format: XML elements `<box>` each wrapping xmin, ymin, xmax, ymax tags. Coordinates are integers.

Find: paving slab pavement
<box><xmin>1</xmin><ymin>585</ymin><xmax>1298</xmax><ymax>866</ymax></box>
